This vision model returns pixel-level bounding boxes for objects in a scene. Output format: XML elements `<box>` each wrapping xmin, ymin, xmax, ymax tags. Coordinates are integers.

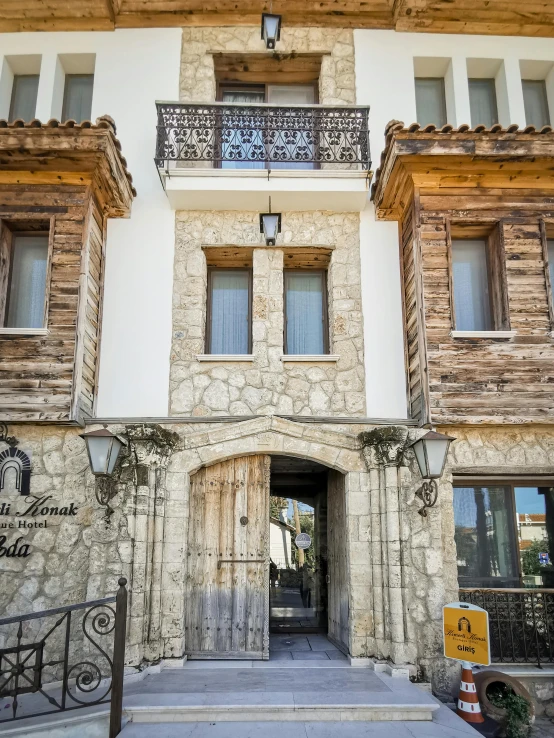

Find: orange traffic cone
<box><xmin>456</xmin><ymin>661</ymin><xmax>484</xmax><ymax>724</ymax></box>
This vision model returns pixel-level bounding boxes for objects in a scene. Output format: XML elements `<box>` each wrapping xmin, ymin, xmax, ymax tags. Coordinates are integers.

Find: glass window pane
<box><xmin>415</xmin><ymin>78</ymin><xmax>447</xmax><ymax>127</ymax></box>
<box><xmin>515</xmin><ymin>486</ymin><xmax>554</xmax><ymax>588</ymax></box>
<box><xmin>469</xmin><ymin>79</ymin><xmax>499</xmax><ymax>127</ymax></box>
<box><xmin>452</xmin><ymin>239</ymin><xmax>492</xmax><ymax>331</ymax></box>
<box><xmin>522</xmin><ymin>80</ymin><xmax>550</xmax><ymax>129</ymax></box>
<box><xmin>267</xmin><ymin>85</ymin><xmax>316</xmax><ymax>170</ymax></box>
<box><xmin>454</xmin><ymin>485</ymin><xmax>518</xmax><ymax>586</ymax></box>
<box><xmin>9</xmin><ymin>75</ymin><xmax>39</xmax><ymax>122</ymax></box>
<box><xmin>209</xmin><ymin>270</ymin><xmax>250</xmax><ymax>354</ymax></box>
<box><xmin>62</xmin><ymin>75</ymin><xmax>94</xmax><ymax>122</ymax></box>
<box><xmin>285</xmin><ymin>271</ymin><xmax>325</xmax><ymax>355</ymax></box>
<box><xmin>548</xmin><ymin>240</ymin><xmax>554</xmax><ymax>299</ymax></box>
<box><xmin>6</xmin><ymin>235</ymin><xmax>49</xmax><ymax>329</ymax></box>
<box><xmin>221</xmin><ymin>88</ymin><xmax>266</xmax><ymax>170</ymax></box>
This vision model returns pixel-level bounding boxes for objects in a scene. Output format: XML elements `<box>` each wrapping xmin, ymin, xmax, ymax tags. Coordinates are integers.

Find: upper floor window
<box><xmin>62</xmin><ymin>74</ymin><xmax>94</xmax><ymax>122</ymax></box>
<box><xmin>468</xmin><ymin>78</ymin><xmax>498</xmax><ymax>128</ymax></box>
<box><xmin>1</xmin><ymin>232</ymin><xmax>49</xmax><ymax>329</ymax></box>
<box><xmin>206</xmin><ymin>268</ymin><xmax>251</xmax><ymax>354</ymax></box>
<box><xmin>522</xmin><ymin>79</ymin><xmax>551</xmax><ymax>129</ymax></box>
<box><xmin>9</xmin><ymin>75</ymin><xmax>39</xmax><ymax>122</ymax></box>
<box><xmin>452</xmin><ymin>239</ymin><xmax>492</xmax><ymax>331</ymax></box>
<box><xmin>414</xmin><ymin>77</ymin><xmax>447</xmax><ymax>127</ymax></box>
<box><xmin>284</xmin><ymin>270</ymin><xmax>328</xmax><ymax>355</ymax></box>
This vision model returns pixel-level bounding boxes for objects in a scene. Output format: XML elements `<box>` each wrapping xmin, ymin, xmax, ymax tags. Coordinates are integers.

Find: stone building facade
<box><xmin>2</xmin><ymin>14</ymin><xmax>554</xmax><ymax>716</ymax></box>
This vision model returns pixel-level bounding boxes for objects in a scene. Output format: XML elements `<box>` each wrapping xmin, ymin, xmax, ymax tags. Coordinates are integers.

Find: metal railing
<box><xmin>0</xmin><ymin>577</ymin><xmax>127</xmax><ymax>737</ymax></box>
<box><xmin>155</xmin><ymin>101</ymin><xmax>371</xmax><ymax>170</ymax></box>
<box><xmin>460</xmin><ymin>588</ymin><xmax>554</xmax><ymax>668</ymax></box>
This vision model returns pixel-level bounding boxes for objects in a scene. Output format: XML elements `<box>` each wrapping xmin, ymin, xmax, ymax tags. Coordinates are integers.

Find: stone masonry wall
<box><xmin>180</xmin><ymin>27</ymin><xmax>356</xmax><ymax>105</ymax></box>
<box><xmin>170</xmin><ymin>211</ymin><xmax>366</xmax><ymax>417</ymax></box>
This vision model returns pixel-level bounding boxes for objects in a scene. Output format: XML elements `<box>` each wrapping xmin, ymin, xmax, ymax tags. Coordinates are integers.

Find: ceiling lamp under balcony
<box><xmin>260</xmin><ymin>210</ymin><xmax>281</xmax><ymax>246</ymax></box>
<box><xmin>261</xmin><ymin>12</ymin><xmax>282</xmax><ymax>50</ymax></box>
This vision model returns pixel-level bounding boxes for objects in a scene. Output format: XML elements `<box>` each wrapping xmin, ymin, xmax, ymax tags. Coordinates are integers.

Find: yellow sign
<box><xmin>443</xmin><ymin>602</ymin><xmax>490</xmax><ymax>666</ymax></box>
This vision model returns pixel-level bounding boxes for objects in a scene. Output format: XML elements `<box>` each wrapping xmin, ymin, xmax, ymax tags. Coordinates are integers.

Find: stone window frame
<box><xmin>205</xmin><ymin>265</ymin><xmax>253</xmax><ymax>355</ymax></box>
<box><xmin>453</xmin><ymin>477</ymin><xmax>554</xmax><ymax>589</ymax></box>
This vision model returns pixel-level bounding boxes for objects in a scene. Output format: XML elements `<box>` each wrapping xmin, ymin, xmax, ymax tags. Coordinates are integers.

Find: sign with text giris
<box><xmin>443</xmin><ymin>602</ymin><xmax>490</xmax><ymax>666</ymax></box>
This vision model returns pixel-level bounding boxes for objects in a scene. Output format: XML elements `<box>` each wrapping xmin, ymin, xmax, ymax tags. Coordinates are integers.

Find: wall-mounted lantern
<box><xmin>80</xmin><ymin>428</ymin><xmax>127</xmax><ymax>519</ymax></box>
<box><xmin>260</xmin><ymin>209</ymin><xmax>281</xmax><ymax>246</ymax></box>
<box><xmin>261</xmin><ymin>12</ymin><xmax>282</xmax><ymax>50</ymax></box>
<box><xmin>409</xmin><ymin>430</ymin><xmax>455</xmax><ymax>517</ymax></box>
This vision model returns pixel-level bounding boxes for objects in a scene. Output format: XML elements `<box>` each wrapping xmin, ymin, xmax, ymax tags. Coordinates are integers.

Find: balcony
<box><xmin>155</xmin><ymin>102</ymin><xmax>371</xmax><ymax>212</ymax></box>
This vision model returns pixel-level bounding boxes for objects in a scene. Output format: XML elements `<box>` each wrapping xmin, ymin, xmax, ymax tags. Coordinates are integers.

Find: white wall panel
<box><xmin>0</xmin><ymin>29</ymin><xmax>181</xmax><ymax>417</ymax></box>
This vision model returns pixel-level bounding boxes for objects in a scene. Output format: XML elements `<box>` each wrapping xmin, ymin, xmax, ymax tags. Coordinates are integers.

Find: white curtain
<box><xmin>221</xmin><ymin>89</ymin><xmax>265</xmax><ymax>170</ymax></box>
<box><xmin>285</xmin><ymin>272</ymin><xmax>324</xmax><ymax>354</ymax></box>
<box><xmin>415</xmin><ymin>78</ymin><xmax>447</xmax><ymax>127</ymax></box>
<box><xmin>452</xmin><ymin>239</ymin><xmax>492</xmax><ymax>331</ymax></box>
<box><xmin>267</xmin><ymin>85</ymin><xmax>316</xmax><ymax>170</ymax></box>
<box><xmin>469</xmin><ymin>79</ymin><xmax>498</xmax><ymax>127</ymax></box>
<box><xmin>62</xmin><ymin>75</ymin><xmax>94</xmax><ymax>122</ymax></box>
<box><xmin>6</xmin><ymin>235</ymin><xmax>49</xmax><ymax>329</ymax></box>
<box><xmin>523</xmin><ymin>80</ymin><xmax>551</xmax><ymax>129</ymax></box>
<box><xmin>9</xmin><ymin>75</ymin><xmax>39</xmax><ymax>122</ymax></box>
<box><xmin>210</xmin><ymin>270</ymin><xmax>249</xmax><ymax>354</ymax></box>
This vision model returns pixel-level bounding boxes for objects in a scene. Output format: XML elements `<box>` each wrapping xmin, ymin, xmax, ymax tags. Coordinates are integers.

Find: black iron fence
<box><xmin>459</xmin><ymin>588</ymin><xmax>554</xmax><ymax>668</ymax></box>
<box><xmin>155</xmin><ymin>102</ymin><xmax>371</xmax><ymax>169</ymax></box>
<box><xmin>0</xmin><ymin>577</ymin><xmax>127</xmax><ymax>737</ymax></box>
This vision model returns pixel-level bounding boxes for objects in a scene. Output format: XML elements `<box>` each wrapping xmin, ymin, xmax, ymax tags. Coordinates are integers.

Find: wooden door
<box><xmin>327</xmin><ymin>469</ymin><xmax>349</xmax><ymax>652</ymax></box>
<box><xmin>185</xmin><ymin>455</ymin><xmax>270</xmax><ymax>659</ymax></box>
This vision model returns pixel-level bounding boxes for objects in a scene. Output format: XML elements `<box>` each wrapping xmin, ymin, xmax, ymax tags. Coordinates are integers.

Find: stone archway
<box><xmin>159</xmin><ymin>417</ymin><xmax>368</xmax><ymax>662</ymax></box>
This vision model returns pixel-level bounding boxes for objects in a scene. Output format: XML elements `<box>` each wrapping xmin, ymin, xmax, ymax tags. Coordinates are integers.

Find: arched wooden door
<box><xmin>185</xmin><ymin>455</ymin><xmax>270</xmax><ymax>659</ymax></box>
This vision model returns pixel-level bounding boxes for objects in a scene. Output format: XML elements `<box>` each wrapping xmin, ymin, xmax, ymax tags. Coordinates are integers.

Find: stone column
<box><xmin>124</xmin><ymin>424</ymin><xmax>179</xmax><ymax>664</ymax></box>
<box><xmin>360</xmin><ymin>426</ymin><xmax>412</xmax><ymax>664</ymax></box>
<box><xmin>252</xmin><ymin>248</ymin><xmax>286</xmax><ymax>411</ymax></box>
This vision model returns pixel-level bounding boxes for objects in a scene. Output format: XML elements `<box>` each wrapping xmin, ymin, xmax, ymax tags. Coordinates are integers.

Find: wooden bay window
<box><xmin>0</xmin><ymin>225</ymin><xmax>50</xmax><ymax>331</ymax></box>
<box><xmin>449</xmin><ymin>225</ymin><xmax>510</xmax><ymax>333</ymax></box>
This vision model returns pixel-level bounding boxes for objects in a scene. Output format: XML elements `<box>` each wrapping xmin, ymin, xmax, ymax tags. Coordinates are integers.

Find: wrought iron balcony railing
<box><xmin>155</xmin><ymin>102</ymin><xmax>371</xmax><ymax>170</ymax></box>
<box><xmin>460</xmin><ymin>588</ymin><xmax>554</xmax><ymax>667</ymax></box>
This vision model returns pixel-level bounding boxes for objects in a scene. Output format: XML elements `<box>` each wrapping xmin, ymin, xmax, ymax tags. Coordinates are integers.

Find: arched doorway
<box><xmin>184</xmin><ymin>453</ymin><xmax>347</xmax><ymax>661</ymax></box>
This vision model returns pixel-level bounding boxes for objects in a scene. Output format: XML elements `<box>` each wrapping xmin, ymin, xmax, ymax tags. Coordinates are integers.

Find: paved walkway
<box><xmin>269</xmin><ymin>633</ymin><xmax>348</xmax><ymax>661</ymax></box>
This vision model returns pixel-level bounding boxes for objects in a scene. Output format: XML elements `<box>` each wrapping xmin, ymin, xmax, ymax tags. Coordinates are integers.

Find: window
<box><xmin>468</xmin><ymin>79</ymin><xmax>498</xmax><ymax>127</ymax></box>
<box><xmin>9</xmin><ymin>75</ymin><xmax>39</xmax><ymax>122</ymax></box>
<box><xmin>452</xmin><ymin>239</ymin><xmax>492</xmax><ymax>331</ymax></box>
<box><xmin>1</xmin><ymin>233</ymin><xmax>49</xmax><ymax>329</ymax></box>
<box><xmin>62</xmin><ymin>74</ymin><xmax>94</xmax><ymax>122</ymax></box>
<box><xmin>454</xmin><ymin>483</ymin><xmax>554</xmax><ymax>588</ymax></box>
<box><xmin>206</xmin><ymin>268</ymin><xmax>251</xmax><ymax>354</ymax></box>
<box><xmin>284</xmin><ymin>270</ymin><xmax>328</xmax><ymax>355</ymax></box>
<box><xmin>415</xmin><ymin>78</ymin><xmax>447</xmax><ymax>127</ymax></box>
<box><xmin>522</xmin><ymin>80</ymin><xmax>551</xmax><ymax>129</ymax></box>
<box><xmin>218</xmin><ymin>83</ymin><xmax>316</xmax><ymax>170</ymax></box>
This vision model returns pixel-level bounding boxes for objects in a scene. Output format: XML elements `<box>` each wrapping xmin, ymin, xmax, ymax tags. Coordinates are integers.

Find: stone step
<box><xmin>122</xmin><ymin>667</ymin><xmax>441</xmax><ymax>723</ymax></box>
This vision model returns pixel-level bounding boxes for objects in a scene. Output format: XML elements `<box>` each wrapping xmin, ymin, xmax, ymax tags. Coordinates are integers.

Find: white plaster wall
<box><xmin>355</xmin><ymin>30</ymin><xmax>554</xmax><ymax>420</ymax></box>
<box><xmin>0</xmin><ymin>29</ymin><xmax>181</xmax><ymax>417</ymax></box>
